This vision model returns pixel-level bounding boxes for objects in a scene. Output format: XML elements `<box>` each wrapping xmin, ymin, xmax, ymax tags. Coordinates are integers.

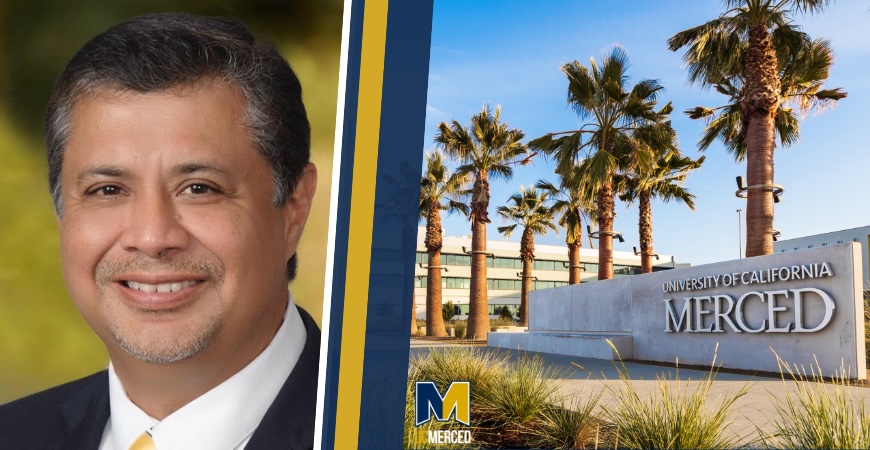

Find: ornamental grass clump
<box><xmin>479</xmin><ymin>352</ymin><xmax>565</xmax><ymax>424</ymax></box>
<box><xmin>472</xmin><ymin>352</ymin><xmax>570</xmax><ymax>447</ymax></box>
<box><xmin>452</xmin><ymin>320</ymin><xmax>466</xmax><ymax>339</ymax></box>
<box><xmin>405</xmin><ymin>347</ymin><xmax>601</xmax><ymax>449</ymax></box>
<box><xmin>409</xmin><ymin>347</ymin><xmax>505</xmax><ymax>399</ymax></box>
<box><xmin>528</xmin><ymin>393</ymin><xmax>604</xmax><ymax>450</ymax></box>
<box><xmin>764</xmin><ymin>354</ymin><xmax>870</xmax><ymax>449</ymax></box>
<box><xmin>602</xmin><ymin>343</ymin><xmax>750</xmax><ymax>449</ymax></box>
<box><xmin>489</xmin><ymin>316</ymin><xmax>518</xmax><ymax>331</ymax></box>
<box><xmin>406</xmin><ymin>348</ymin><xmax>508</xmax><ymax>449</ymax></box>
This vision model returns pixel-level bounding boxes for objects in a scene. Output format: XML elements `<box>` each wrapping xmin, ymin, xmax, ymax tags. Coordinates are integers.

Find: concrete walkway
<box><xmin>410</xmin><ymin>339</ymin><xmax>870</xmax><ymax>446</ymax></box>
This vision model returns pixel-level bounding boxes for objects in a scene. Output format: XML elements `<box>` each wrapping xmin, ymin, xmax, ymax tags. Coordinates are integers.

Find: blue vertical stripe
<box><xmin>357</xmin><ymin>1</ymin><xmax>434</xmax><ymax>448</ymax></box>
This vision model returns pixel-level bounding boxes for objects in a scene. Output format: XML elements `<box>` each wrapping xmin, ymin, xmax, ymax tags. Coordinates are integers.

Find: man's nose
<box><xmin>119</xmin><ymin>190</ymin><xmax>190</xmax><ymax>259</ymax></box>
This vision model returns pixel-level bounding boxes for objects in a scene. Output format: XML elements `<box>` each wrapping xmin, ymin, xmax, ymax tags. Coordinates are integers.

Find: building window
<box><xmin>533</xmin><ymin>260</ymin><xmax>557</xmax><ymax>271</ymax></box>
<box><xmin>614</xmin><ymin>264</ymin><xmax>641</xmax><ymax>275</ymax></box>
<box><xmin>441</xmin><ymin>277</ymin><xmax>473</xmax><ymax>289</ymax></box>
<box><xmin>494</xmin><ymin>278</ymin><xmax>528</xmax><ymax>290</ymax></box>
<box><xmin>493</xmin><ymin>258</ymin><xmax>517</xmax><ymax>269</ymax></box>
<box><xmin>837</xmin><ymin>240</ymin><xmax>844</xmax><ymax>244</ymax></box>
<box><xmin>496</xmin><ymin>279</ymin><xmax>519</xmax><ymax>290</ymax></box>
<box><xmin>443</xmin><ymin>253</ymin><xmax>471</xmax><ymax>266</ymax></box>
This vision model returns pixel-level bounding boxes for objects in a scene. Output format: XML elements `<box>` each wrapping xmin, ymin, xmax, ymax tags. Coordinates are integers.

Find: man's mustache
<box><xmin>95</xmin><ymin>257</ymin><xmax>225</xmax><ymax>284</ymax></box>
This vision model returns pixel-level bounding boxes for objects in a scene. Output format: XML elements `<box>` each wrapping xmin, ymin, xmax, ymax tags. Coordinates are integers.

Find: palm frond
<box><xmin>420</xmin><ymin>150</ymin><xmax>470</xmax><ymax>221</ymax></box>
<box><xmin>497</xmin><ymin>224</ymin><xmax>518</xmax><ymax>237</ymax></box>
<box><xmin>789</xmin><ymin>0</ymin><xmax>833</xmax><ymax>15</ymax></box>
<box><xmin>685</xmin><ymin>106</ymin><xmax>716</xmax><ymax>120</ymax></box>
<box><xmin>672</xmin><ymin>0</ymin><xmax>840</xmax><ymax>164</ymax></box>
<box><xmin>774</xmin><ymin>108</ymin><xmax>800</xmax><ymax>147</ymax></box>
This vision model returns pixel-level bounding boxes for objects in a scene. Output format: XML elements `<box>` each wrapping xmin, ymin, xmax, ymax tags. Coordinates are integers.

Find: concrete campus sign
<box><xmin>488</xmin><ymin>243</ymin><xmax>866</xmax><ymax>378</ymax></box>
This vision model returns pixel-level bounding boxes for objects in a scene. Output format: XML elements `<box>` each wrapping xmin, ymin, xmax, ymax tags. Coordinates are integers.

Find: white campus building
<box><xmin>775</xmin><ymin>225</ymin><xmax>870</xmax><ymax>286</ymax></box>
<box><xmin>413</xmin><ymin>227</ymin><xmax>677</xmax><ymax>319</ymax></box>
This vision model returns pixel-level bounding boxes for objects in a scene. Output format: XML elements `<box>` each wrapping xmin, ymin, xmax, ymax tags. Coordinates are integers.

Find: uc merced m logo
<box><xmin>414</xmin><ymin>381</ymin><xmax>471</xmax><ymax>426</ymax></box>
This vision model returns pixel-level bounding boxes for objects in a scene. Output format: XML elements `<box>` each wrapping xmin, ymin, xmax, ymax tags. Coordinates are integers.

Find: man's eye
<box><xmin>183</xmin><ymin>183</ymin><xmax>215</xmax><ymax>195</ymax></box>
<box><xmin>92</xmin><ymin>185</ymin><xmax>122</xmax><ymax>196</ymax></box>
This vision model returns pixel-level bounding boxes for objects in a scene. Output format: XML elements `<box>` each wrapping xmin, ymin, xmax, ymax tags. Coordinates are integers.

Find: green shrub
<box><xmin>602</xmin><ymin>343</ymin><xmax>750</xmax><ymax>449</ymax></box>
<box><xmin>442</xmin><ymin>301</ymin><xmax>456</xmax><ymax>323</ymax></box>
<box><xmin>495</xmin><ymin>305</ymin><xmax>514</xmax><ymax>320</ymax></box>
<box><xmin>763</xmin><ymin>355</ymin><xmax>870</xmax><ymax>449</ymax></box>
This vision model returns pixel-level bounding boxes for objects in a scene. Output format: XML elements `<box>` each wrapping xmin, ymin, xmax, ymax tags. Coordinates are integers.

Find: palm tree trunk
<box><xmin>519</xmin><ymin>227</ymin><xmax>534</xmax><ymax>327</ymax></box>
<box><xmin>424</xmin><ymin>204</ymin><xmax>447</xmax><ymax>337</ymax></box>
<box><xmin>639</xmin><ymin>189</ymin><xmax>653</xmax><ymax>273</ymax></box>
<box><xmin>426</xmin><ymin>249</ymin><xmax>447</xmax><ymax>337</ymax></box>
<box><xmin>567</xmin><ymin>241</ymin><xmax>581</xmax><ymax>284</ymax></box>
<box><xmin>520</xmin><ymin>259</ymin><xmax>532</xmax><ymax>327</ymax></box>
<box><xmin>466</xmin><ymin>173</ymin><xmax>491</xmax><ymax>340</ymax></box>
<box><xmin>597</xmin><ymin>176</ymin><xmax>614</xmax><ymax>280</ymax></box>
<box><xmin>743</xmin><ymin>23</ymin><xmax>779</xmax><ymax>257</ymax></box>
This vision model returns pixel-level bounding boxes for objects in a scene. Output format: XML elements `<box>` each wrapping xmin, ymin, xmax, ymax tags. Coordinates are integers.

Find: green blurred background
<box><xmin>0</xmin><ymin>0</ymin><xmax>342</xmax><ymax>403</ymax></box>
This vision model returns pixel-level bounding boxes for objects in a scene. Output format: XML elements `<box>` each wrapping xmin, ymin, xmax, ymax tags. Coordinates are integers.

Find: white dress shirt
<box><xmin>98</xmin><ymin>296</ymin><xmax>305</xmax><ymax>450</ymax></box>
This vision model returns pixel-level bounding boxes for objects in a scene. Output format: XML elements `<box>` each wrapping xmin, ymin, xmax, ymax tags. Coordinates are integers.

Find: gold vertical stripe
<box><xmin>334</xmin><ymin>0</ymin><xmax>389</xmax><ymax>448</ymax></box>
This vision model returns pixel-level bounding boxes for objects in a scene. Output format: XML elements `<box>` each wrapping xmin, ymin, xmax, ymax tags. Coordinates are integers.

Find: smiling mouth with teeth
<box><xmin>124</xmin><ymin>280</ymin><xmax>201</xmax><ymax>293</ymax></box>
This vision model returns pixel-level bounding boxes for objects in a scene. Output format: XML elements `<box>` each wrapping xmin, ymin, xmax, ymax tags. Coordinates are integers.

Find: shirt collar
<box><xmin>106</xmin><ymin>295</ymin><xmax>306</xmax><ymax>450</ymax></box>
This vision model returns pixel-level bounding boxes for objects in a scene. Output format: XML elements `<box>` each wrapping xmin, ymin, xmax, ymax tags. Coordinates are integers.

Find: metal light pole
<box><xmin>737</xmin><ymin>208</ymin><xmax>743</xmax><ymax>259</ymax></box>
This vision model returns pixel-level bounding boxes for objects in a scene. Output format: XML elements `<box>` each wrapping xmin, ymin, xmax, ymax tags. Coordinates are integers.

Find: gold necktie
<box><xmin>129</xmin><ymin>432</ymin><xmax>156</xmax><ymax>450</ymax></box>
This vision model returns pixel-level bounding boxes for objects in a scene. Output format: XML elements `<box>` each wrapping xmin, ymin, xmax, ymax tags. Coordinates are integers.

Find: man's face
<box><xmin>58</xmin><ymin>81</ymin><xmax>315</xmax><ymax>365</ymax></box>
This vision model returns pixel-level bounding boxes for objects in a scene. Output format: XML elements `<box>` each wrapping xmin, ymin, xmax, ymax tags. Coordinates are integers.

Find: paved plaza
<box><xmin>410</xmin><ymin>338</ymin><xmax>870</xmax><ymax>445</ymax></box>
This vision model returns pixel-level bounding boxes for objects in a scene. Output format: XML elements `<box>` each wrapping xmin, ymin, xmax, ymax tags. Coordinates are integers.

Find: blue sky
<box><xmin>421</xmin><ymin>0</ymin><xmax>870</xmax><ymax>266</ymax></box>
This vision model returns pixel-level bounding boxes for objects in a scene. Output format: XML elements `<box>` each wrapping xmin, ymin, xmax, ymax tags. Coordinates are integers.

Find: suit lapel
<box><xmin>46</xmin><ymin>307</ymin><xmax>320</xmax><ymax>450</ymax></box>
<box><xmin>57</xmin><ymin>371</ymin><xmax>110</xmax><ymax>450</ymax></box>
<box><xmin>246</xmin><ymin>306</ymin><xmax>320</xmax><ymax>450</ymax></box>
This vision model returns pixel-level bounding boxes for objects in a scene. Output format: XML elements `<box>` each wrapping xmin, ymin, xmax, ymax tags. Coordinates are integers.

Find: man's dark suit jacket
<box><xmin>0</xmin><ymin>306</ymin><xmax>320</xmax><ymax>450</ymax></box>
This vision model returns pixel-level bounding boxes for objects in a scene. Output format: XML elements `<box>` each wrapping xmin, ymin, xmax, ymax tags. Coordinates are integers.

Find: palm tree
<box><xmin>668</xmin><ymin>0</ymin><xmax>844</xmax><ymax>257</ymax></box>
<box><xmin>683</xmin><ymin>39</ymin><xmax>844</xmax><ymax>162</ymax></box>
<box><xmin>435</xmin><ymin>104</ymin><xmax>531</xmax><ymax>340</ymax></box>
<box><xmin>496</xmin><ymin>187</ymin><xmax>558</xmax><ymax>326</ymax></box>
<box><xmin>536</xmin><ymin>165</ymin><xmax>597</xmax><ymax>284</ymax></box>
<box><xmin>529</xmin><ymin>47</ymin><xmax>673</xmax><ymax>280</ymax></box>
<box><xmin>617</xmin><ymin>151</ymin><xmax>705</xmax><ymax>273</ymax></box>
<box><xmin>419</xmin><ymin>151</ymin><xmax>469</xmax><ymax>337</ymax></box>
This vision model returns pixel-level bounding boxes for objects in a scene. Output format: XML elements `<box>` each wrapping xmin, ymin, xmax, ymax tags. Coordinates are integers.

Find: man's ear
<box><xmin>282</xmin><ymin>163</ymin><xmax>318</xmax><ymax>259</ymax></box>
